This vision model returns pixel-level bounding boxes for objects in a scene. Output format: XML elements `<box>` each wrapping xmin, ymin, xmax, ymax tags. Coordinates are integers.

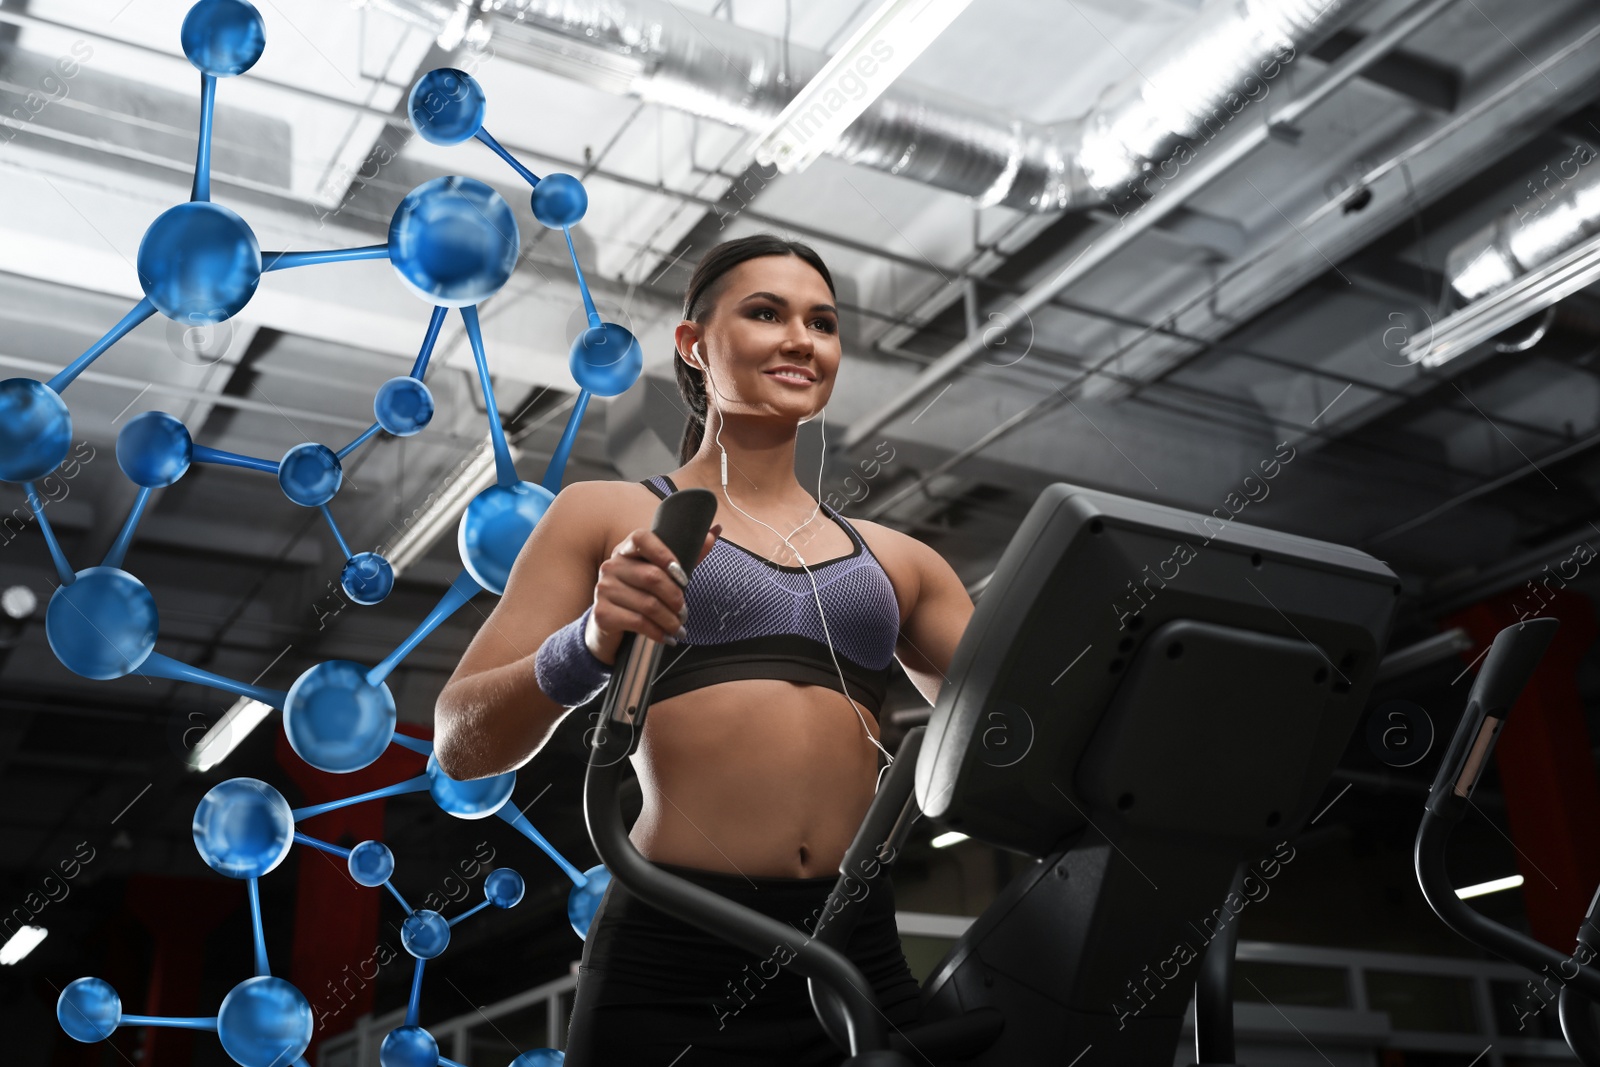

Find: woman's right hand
<box><xmin>585</xmin><ymin>523</ymin><xmax>722</xmax><ymax>665</ymax></box>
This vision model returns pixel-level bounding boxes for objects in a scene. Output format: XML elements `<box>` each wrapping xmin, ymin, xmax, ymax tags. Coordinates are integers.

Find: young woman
<box><xmin>434</xmin><ymin>234</ymin><xmax>976</xmax><ymax>1065</ymax></box>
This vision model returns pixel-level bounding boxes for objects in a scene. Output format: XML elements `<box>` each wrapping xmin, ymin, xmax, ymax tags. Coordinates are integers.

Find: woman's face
<box><xmin>687</xmin><ymin>254</ymin><xmax>840</xmax><ymax>424</ymax></box>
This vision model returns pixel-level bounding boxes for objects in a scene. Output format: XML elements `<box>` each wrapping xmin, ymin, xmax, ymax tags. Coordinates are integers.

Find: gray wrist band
<box><xmin>534</xmin><ymin>605</ymin><xmax>613</xmax><ymax>707</ymax></box>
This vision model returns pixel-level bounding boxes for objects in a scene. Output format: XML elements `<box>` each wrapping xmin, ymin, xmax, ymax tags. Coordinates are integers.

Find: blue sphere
<box><xmin>511</xmin><ymin>1051</ymin><xmax>565</xmax><ymax>1067</ymax></box>
<box><xmin>374</xmin><ymin>376</ymin><xmax>435</xmax><ymax>436</ymax></box>
<box><xmin>192</xmin><ymin>778</ymin><xmax>294</xmax><ymax>879</ymax></box>
<box><xmin>426</xmin><ymin>752</ymin><xmax>514</xmax><ymax>819</ymax></box>
<box><xmin>381</xmin><ymin>1025</ymin><xmax>439</xmax><ymax>1067</ymax></box>
<box><xmin>484</xmin><ymin>868</ymin><xmax>525</xmax><ymax>909</ymax></box>
<box><xmin>181</xmin><ymin>0</ymin><xmax>266</xmax><ymax>77</ymax></box>
<box><xmin>217</xmin><ymin>976</ymin><xmax>312</xmax><ymax>1067</ymax></box>
<box><xmin>283</xmin><ymin>660</ymin><xmax>397</xmax><ymax>773</ymax></box>
<box><xmin>348</xmin><ymin>840</ymin><xmax>395</xmax><ymax>887</ymax></box>
<box><xmin>341</xmin><ymin>552</ymin><xmax>394</xmax><ymax>606</ymax></box>
<box><xmin>569</xmin><ymin>864</ymin><xmax>611</xmax><ymax>940</ymax></box>
<box><xmin>389</xmin><ymin>177</ymin><xmax>520</xmax><ymax>307</ymax></box>
<box><xmin>138</xmin><ymin>201</ymin><xmax>261</xmax><ymax>323</ymax></box>
<box><xmin>0</xmin><ymin>378</ymin><xmax>70</xmax><ymax>483</ymax></box>
<box><xmin>570</xmin><ymin>322</ymin><xmax>642</xmax><ymax>397</ymax></box>
<box><xmin>531</xmin><ymin>174</ymin><xmax>587</xmax><ymax>228</ymax></box>
<box><xmin>45</xmin><ymin>567</ymin><xmax>158</xmax><ymax>680</ymax></box>
<box><xmin>400</xmin><ymin>910</ymin><xmax>450</xmax><ymax>960</ymax></box>
<box><xmin>117</xmin><ymin>411</ymin><xmax>192</xmax><ymax>487</ymax></box>
<box><xmin>57</xmin><ymin>977</ymin><xmax>120</xmax><ymax>1043</ymax></box>
<box><xmin>278</xmin><ymin>442</ymin><xmax>341</xmax><ymax>507</ymax></box>
<box><xmin>407</xmin><ymin>68</ymin><xmax>485</xmax><ymax>146</ymax></box>
<box><xmin>457</xmin><ymin>481</ymin><xmax>554</xmax><ymax>596</ymax></box>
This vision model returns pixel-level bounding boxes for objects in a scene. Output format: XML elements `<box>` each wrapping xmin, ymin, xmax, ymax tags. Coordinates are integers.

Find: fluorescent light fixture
<box><xmin>1404</xmin><ymin>231</ymin><xmax>1600</xmax><ymax>367</ymax></box>
<box><xmin>931</xmin><ymin>830</ymin><xmax>969</xmax><ymax>849</ymax></box>
<box><xmin>182</xmin><ymin>434</ymin><xmax>518</xmax><ymax>774</ymax></box>
<box><xmin>187</xmin><ymin>697</ymin><xmax>277</xmax><ymax>773</ymax></box>
<box><xmin>0</xmin><ymin>925</ymin><xmax>47</xmax><ymax>964</ymax></box>
<box><xmin>1456</xmin><ymin>874</ymin><xmax>1524</xmax><ymax>900</ymax></box>
<box><xmin>751</xmin><ymin>0</ymin><xmax>976</xmax><ymax>174</ymax></box>
<box><xmin>384</xmin><ymin>436</ymin><xmax>512</xmax><ymax>577</ymax></box>
<box><xmin>1</xmin><ymin>585</ymin><xmax>36</xmax><ymax>620</ymax></box>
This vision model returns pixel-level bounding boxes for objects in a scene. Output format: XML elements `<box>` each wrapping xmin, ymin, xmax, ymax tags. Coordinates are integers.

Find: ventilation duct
<box><xmin>374</xmin><ymin>0</ymin><xmax>1368</xmax><ymax>213</ymax></box>
<box><xmin>1446</xmin><ymin>143</ymin><xmax>1600</xmax><ymax>301</ymax></box>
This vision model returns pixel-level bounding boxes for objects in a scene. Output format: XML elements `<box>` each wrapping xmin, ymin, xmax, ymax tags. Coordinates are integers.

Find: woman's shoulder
<box><xmin>834</xmin><ymin>515</ymin><xmax>923</xmax><ymax>585</ymax></box>
<box><xmin>547</xmin><ymin>478</ymin><xmax>664</xmax><ymax>549</ymax></box>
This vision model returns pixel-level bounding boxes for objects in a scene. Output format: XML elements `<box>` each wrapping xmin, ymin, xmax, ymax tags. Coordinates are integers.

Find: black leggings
<box><xmin>563</xmin><ymin>860</ymin><xmax>922</xmax><ymax>1066</ymax></box>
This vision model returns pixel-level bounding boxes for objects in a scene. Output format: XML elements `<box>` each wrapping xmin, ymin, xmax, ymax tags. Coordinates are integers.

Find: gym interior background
<box><xmin>2</xmin><ymin>0</ymin><xmax>1600</xmax><ymax>1064</ymax></box>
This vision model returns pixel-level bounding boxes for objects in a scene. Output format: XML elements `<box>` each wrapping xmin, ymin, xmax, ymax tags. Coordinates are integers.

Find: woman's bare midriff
<box><xmin>627</xmin><ymin>676</ymin><xmax>884</xmax><ymax>879</ymax></box>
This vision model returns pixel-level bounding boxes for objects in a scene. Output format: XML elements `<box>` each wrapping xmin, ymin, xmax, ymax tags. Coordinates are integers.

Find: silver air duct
<box><xmin>1446</xmin><ymin>143</ymin><xmax>1600</xmax><ymax>301</ymax></box>
<box><xmin>377</xmin><ymin>0</ymin><xmax>1367</xmax><ymax>213</ymax></box>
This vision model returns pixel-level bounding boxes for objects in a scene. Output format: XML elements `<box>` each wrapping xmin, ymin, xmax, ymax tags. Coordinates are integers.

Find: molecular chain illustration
<box><xmin>0</xmin><ymin>2</ymin><xmax>648</xmax><ymax>1064</ymax></box>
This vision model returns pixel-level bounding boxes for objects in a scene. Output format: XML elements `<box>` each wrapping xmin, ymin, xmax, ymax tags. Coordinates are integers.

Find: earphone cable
<box><xmin>698</xmin><ymin>343</ymin><xmax>895</xmax><ymax>769</ymax></box>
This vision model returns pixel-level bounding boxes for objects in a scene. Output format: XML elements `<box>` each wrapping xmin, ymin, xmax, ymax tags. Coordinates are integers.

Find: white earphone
<box><xmin>680</xmin><ymin>338</ymin><xmax>894</xmax><ymax>772</ymax></box>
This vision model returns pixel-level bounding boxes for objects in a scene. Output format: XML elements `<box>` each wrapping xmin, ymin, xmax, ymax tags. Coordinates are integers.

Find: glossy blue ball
<box><xmin>426</xmin><ymin>752</ymin><xmax>514</xmax><ymax>819</ymax></box>
<box><xmin>192</xmin><ymin>778</ymin><xmax>294</xmax><ymax>879</ymax></box>
<box><xmin>457</xmin><ymin>481</ymin><xmax>553</xmax><ymax>596</ymax></box>
<box><xmin>407</xmin><ymin>68</ymin><xmax>485</xmax><ymax>146</ymax></box>
<box><xmin>389</xmin><ymin>177</ymin><xmax>519</xmax><ymax>308</ymax></box>
<box><xmin>45</xmin><ymin>567</ymin><xmax>159</xmax><ymax>680</ymax></box>
<box><xmin>217</xmin><ymin>976</ymin><xmax>312</xmax><ymax>1067</ymax></box>
<box><xmin>0</xmin><ymin>378</ymin><xmax>71</xmax><ymax>483</ymax></box>
<box><xmin>117</xmin><ymin>411</ymin><xmax>192</xmax><ymax>487</ymax></box>
<box><xmin>283</xmin><ymin>660</ymin><xmax>396</xmax><ymax>773</ymax></box>
<box><xmin>374</xmin><ymin>376</ymin><xmax>434</xmax><ymax>436</ymax></box>
<box><xmin>348</xmin><ymin>840</ymin><xmax>395</xmax><ymax>887</ymax></box>
<box><xmin>278</xmin><ymin>442</ymin><xmax>341</xmax><ymax>507</ymax></box>
<box><xmin>400</xmin><ymin>910</ymin><xmax>450</xmax><ymax>960</ymax></box>
<box><xmin>138</xmin><ymin>201</ymin><xmax>261</xmax><ymax>323</ymax></box>
<box><xmin>569</xmin><ymin>864</ymin><xmax>611</xmax><ymax>940</ymax></box>
<box><xmin>531</xmin><ymin>174</ymin><xmax>587</xmax><ymax>227</ymax></box>
<box><xmin>484</xmin><ymin>867</ymin><xmax>525</xmax><ymax>909</ymax></box>
<box><xmin>380</xmin><ymin>1025</ymin><xmax>439</xmax><ymax>1067</ymax></box>
<box><xmin>341</xmin><ymin>552</ymin><xmax>394</xmax><ymax>606</ymax></box>
<box><xmin>181</xmin><ymin>0</ymin><xmax>266</xmax><ymax>77</ymax></box>
<box><xmin>570</xmin><ymin>322</ymin><xmax>642</xmax><ymax>397</ymax></box>
<box><xmin>511</xmin><ymin>1050</ymin><xmax>565</xmax><ymax>1067</ymax></box>
<box><xmin>57</xmin><ymin>977</ymin><xmax>120</xmax><ymax>1043</ymax></box>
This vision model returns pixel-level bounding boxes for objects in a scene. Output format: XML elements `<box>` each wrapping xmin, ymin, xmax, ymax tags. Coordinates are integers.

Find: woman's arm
<box><xmin>433</xmin><ymin>481</ymin><xmax>611</xmax><ymax>781</ymax></box>
<box><xmin>893</xmin><ymin>534</ymin><xmax>976</xmax><ymax>706</ymax></box>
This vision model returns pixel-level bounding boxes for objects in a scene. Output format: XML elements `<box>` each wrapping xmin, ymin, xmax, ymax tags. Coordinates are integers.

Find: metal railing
<box><xmin>315</xmin><ymin>914</ymin><xmax>1588</xmax><ymax>1066</ymax></box>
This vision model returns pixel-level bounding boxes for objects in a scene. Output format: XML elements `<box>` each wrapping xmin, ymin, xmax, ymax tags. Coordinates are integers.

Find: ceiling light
<box><xmin>931</xmin><ymin>830</ymin><xmax>969</xmax><ymax>849</ymax></box>
<box><xmin>1</xmin><ymin>585</ymin><xmax>36</xmax><ymax>620</ymax></box>
<box><xmin>1456</xmin><ymin>874</ymin><xmax>1524</xmax><ymax>900</ymax></box>
<box><xmin>0</xmin><ymin>585</ymin><xmax>35</xmax><ymax>650</ymax></box>
<box><xmin>384</xmin><ymin>435</ymin><xmax>512</xmax><ymax>578</ymax></box>
<box><xmin>1403</xmin><ymin>232</ymin><xmax>1600</xmax><ymax>367</ymax></box>
<box><xmin>751</xmin><ymin>0</ymin><xmax>976</xmax><ymax>175</ymax></box>
<box><xmin>0</xmin><ymin>925</ymin><xmax>47</xmax><ymax>965</ymax></box>
<box><xmin>187</xmin><ymin>697</ymin><xmax>276</xmax><ymax>773</ymax></box>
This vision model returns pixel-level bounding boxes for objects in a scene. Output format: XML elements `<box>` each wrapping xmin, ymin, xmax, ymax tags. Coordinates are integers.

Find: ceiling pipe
<box><xmin>836</xmin><ymin>0</ymin><xmax>1464</xmax><ymax>451</ymax></box>
<box><xmin>1446</xmin><ymin>142</ymin><xmax>1600</xmax><ymax>302</ymax></box>
<box><xmin>374</xmin><ymin>0</ymin><xmax>1368</xmax><ymax>213</ymax></box>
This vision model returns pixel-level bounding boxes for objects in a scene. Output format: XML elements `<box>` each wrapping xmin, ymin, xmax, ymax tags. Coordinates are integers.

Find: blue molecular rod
<box><xmin>32</xmin><ymin>5</ymin><xmax>653</xmax><ymax>1067</ymax></box>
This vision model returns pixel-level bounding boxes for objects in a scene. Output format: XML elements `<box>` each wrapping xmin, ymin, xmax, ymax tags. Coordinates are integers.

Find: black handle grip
<box><xmin>1466</xmin><ymin>616</ymin><xmax>1559</xmax><ymax>721</ymax></box>
<box><xmin>651</xmin><ymin>487</ymin><xmax>718</xmax><ymax>580</ymax></box>
<box><xmin>591</xmin><ymin>487</ymin><xmax>719</xmax><ymax>752</ymax></box>
<box><xmin>1427</xmin><ymin>617</ymin><xmax>1559</xmax><ymax>820</ymax></box>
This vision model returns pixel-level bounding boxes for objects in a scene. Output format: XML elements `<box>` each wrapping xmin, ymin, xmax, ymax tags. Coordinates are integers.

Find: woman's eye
<box><xmin>753</xmin><ymin>307</ymin><xmax>777</xmax><ymax>320</ymax></box>
<box><xmin>812</xmin><ymin>318</ymin><xmax>837</xmax><ymax>333</ymax></box>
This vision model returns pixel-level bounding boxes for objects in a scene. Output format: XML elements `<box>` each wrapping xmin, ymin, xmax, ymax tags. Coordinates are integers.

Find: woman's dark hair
<box><xmin>675</xmin><ymin>234</ymin><xmax>836</xmax><ymax>463</ymax></box>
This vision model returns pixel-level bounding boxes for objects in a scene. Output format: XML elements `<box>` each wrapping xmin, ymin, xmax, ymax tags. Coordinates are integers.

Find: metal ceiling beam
<box><xmin>849</xmin><ymin>14</ymin><xmax>1600</xmax><ymax>528</ymax></box>
<box><xmin>838</xmin><ymin>0</ymin><xmax>1466</xmax><ymax>451</ymax></box>
<box><xmin>0</xmin><ymin>7</ymin><xmax>404</xmax><ymax>123</ymax></box>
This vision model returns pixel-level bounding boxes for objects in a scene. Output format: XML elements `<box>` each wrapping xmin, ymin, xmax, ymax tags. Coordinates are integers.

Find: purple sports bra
<box><xmin>639</xmin><ymin>475</ymin><xmax>902</xmax><ymax>717</ymax></box>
